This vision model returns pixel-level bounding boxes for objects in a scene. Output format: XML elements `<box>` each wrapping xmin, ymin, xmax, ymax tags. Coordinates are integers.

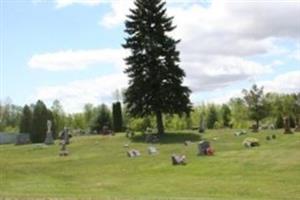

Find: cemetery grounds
<box><xmin>0</xmin><ymin>129</ymin><xmax>299</xmax><ymax>200</ymax></box>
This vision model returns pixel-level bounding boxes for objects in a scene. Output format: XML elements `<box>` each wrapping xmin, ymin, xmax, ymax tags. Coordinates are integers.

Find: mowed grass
<box><xmin>0</xmin><ymin>129</ymin><xmax>299</xmax><ymax>200</ymax></box>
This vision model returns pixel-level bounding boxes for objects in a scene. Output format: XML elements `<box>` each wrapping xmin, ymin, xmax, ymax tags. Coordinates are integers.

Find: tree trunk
<box><xmin>283</xmin><ymin>116</ymin><xmax>292</xmax><ymax>134</ymax></box>
<box><xmin>256</xmin><ymin>120</ymin><xmax>259</xmax><ymax>132</ymax></box>
<box><xmin>156</xmin><ymin>110</ymin><xmax>164</xmax><ymax>136</ymax></box>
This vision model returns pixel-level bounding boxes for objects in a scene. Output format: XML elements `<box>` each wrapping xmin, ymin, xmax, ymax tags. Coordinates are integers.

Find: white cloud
<box><xmin>200</xmin><ymin>89</ymin><xmax>243</xmax><ymax>105</ymax></box>
<box><xmin>33</xmin><ymin>73</ymin><xmax>128</xmax><ymax>113</ymax></box>
<box><xmin>100</xmin><ymin>0</ymin><xmax>133</xmax><ymax>28</ymax></box>
<box><xmin>99</xmin><ymin>0</ymin><xmax>208</xmax><ymax>28</ymax></box>
<box><xmin>55</xmin><ymin>0</ymin><xmax>103</xmax><ymax>8</ymax></box>
<box><xmin>169</xmin><ymin>1</ymin><xmax>299</xmax><ymax>56</ymax></box>
<box><xmin>193</xmin><ymin>70</ymin><xmax>300</xmax><ymax>106</ymax></box>
<box><xmin>259</xmin><ymin>70</ymin><xmax>300</xmax><ymax>94</ymax></box>
<box><xmin>29</xmin><ymin>0</ymin><xmax>300</xmax><ymax>112</ymax></box>
<box><xmin>28</xmin><ymin>49</ymin><xmax>127</xmax><ymax>71</ymax></box>
<box><xmin>182</xmin><ymin>55</ymin><xmax>272</xmax><ymax>91</ymax></box>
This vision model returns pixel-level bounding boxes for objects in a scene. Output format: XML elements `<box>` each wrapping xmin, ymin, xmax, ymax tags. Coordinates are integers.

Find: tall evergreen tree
<box><xmin>123</xmin><ymin>0</ymin><xmax>191</xmax><ymax>135</ymax></box>
<box><xmin>112</xmin><ymin>102</ymin><xmax>123</xmax><ymax>132</ymax></box>
<box><xmin>19</xmin><ymin>105</ymin><xmax>32</xmax><ymax>134</ymax></box>
<box><xmin>31</xmin><ymin>100</ymin><xmax>48</xmax><ymax>143</ymax></box>
<box><xmin>242</xmin><ymin>84</ymin><xmax>269</xmax><ymax>131</ymax></box>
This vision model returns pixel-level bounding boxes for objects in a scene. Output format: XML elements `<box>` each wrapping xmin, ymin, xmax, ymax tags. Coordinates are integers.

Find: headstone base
<box><xmin>44</xmin><ymin>131</ymin><xmax>54</xmax><ymax>145</ymax></box>
<box><xmin>59</xmin><ymin>150</ymin><xmax>69</xmax><ymax>156</ymax></box>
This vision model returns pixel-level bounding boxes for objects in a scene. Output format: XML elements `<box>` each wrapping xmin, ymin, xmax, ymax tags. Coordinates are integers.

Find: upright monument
<box><xmin>44</xmin><ymin>120</ymin><xmax>54</xmax><ymax>145</ymax></box>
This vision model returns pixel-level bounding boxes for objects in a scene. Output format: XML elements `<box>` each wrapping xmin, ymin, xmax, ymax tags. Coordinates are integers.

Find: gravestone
<box><xmin>184</xmin><ymin>140</ymin><xmax>192</xmax><ymax>146</ymax></box>
<box><xmin>198</xmin><ymin>118</ymin><xmax>205</xmax><ymax>133</ymax></box>
<box><xmin>269</xmin><ymin>124</ymin><xmax>275</xmax><ymax>130</ymax></box>
<box><xmin>125</xmin><ymin>129</ymin><xmax>135</xmax><ymax>138</ymax></box>
<box><xmin>171</xmin><ymin>154</ymin><xmax>186</xmax><ymax>165</ymax></box>
<box><xmin>59</xmin><ymin>127</ymin><xmax>70</xmax><ymax>156</ymax></box>
<box><xmin>148</xmin><ymin>146</ymin><xmax>158</xmax><ymax>155</ymax></box>
<box><xmin>102</xmin><ymin>125</ymin><xmax>112</xmax><ymax>135</ymax></box>
<box><xmin>243</xmin><ymin>137</ymin><xmax>259</xmax><ymax>148</ymax></box>
<box><xmin>59</xmin><ymin>141</ymin><xmax>68</xmax><ymax>156</ymax></box>
<box><xmin>44</xmin><ymin>120</ymin><xmax>54</xmax><ymax>145</ymax></box>
<box><xmin>295</xmin><ymin>116</ymin><xmax>300</xmax><ymax>132</ymax></box>
<box><xmin>283</xmin><ymin>116</ymin><xmax>293</xmax><ymax>134</ymax></box>
<box><xmin>127</xmin><ymin>149</ymin><xmax>141</xmax><ymax>157</ymax></box>
<box><xmin>16</xmin><ymin>133</ymin><xmax>31</xmax><ymax>145</ymax></box>
<box><xmin>294</xmin><ymin>125</ymin><xmax>300</xmax><ymax>132</ymax></box>
<box><xmin>197</xmin><ymin>140</ymin><xmax>210</xmax><ymax>155</ymax></box>
<box><xmin>145</xmin><ymin>134</ymin><xmax>159</xmax><ymax>143</ymax></box>
<box><xmin>234</xmin><ymin>130</ymin><xmax>247</xmax><ymax>136</ymax></box>
<box><xmin>59</xmin><ymin>127</ymin><xmax>71</xmax><ymax>144</ymax></box>
<box><xmin>251</xmin><ymin>124</ymin><xmax>258</xmax><ymax>132</ymax></box>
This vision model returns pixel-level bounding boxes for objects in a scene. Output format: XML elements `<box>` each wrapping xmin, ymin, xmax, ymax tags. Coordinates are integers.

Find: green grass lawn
<box><xmin>0</xmin><ymin>129</ymin><xmax>299</xmax><ymax>200</ymax></box>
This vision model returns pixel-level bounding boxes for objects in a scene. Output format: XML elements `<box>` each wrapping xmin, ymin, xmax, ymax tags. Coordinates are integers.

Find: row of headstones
<box><xmin>251</xmin><ymin>117</ymin><xmax>300</xmax><ymax>133</ymax></box>
<box><xmin>126</xmin><ymin>128</ymin><xmax>160</xmax><ymax>143</ymax></box>
<box><xmin>126</xmin><ymin>140</ymin><xmax>214</xmax><ymax>165</ymax></box>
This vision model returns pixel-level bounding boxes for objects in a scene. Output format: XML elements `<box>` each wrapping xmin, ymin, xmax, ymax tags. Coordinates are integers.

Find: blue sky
<box><xmin>1</xmin><ymin>0</ymin><xmax>300</xmax><ymax>112</ymax></box>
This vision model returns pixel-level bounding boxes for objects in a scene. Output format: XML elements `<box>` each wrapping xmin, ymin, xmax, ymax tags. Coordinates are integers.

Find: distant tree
<box><xmin>72</xmin><ymin>113</ymin><xmax>86</xmax><ymax>129</ymax></box>
<box><xmin>294</xmin><ymin>93</ymin><xmax>300</xmax><ymax>129</ymax></box>
<box><xmin>31</xmin><ymin>100</ymin><xmax>48</xmax><ymax>143</ymax></box>
<box><xmin>47</xmin><ymin>109</ymin><xmax>57</xmax><ymax>138</ymax></box>
<box><xmin>185</xmin><ymin>115</ymin><xmax>192</xmax><ymax>129</ymax></box>
<box><xmin>83</xmin><ymin>103</ymin><xmax>94</xmax><ymax>128</ymax></box>
<box><xmin>123</xmin><ymin>0</ymin><xmax>192</xmax><ymax>135</ymax></box>
<box><xmin>221</xmin><ymin>104</ymin><xmax>231</xmax><ymax>127</ymax></box>
<box><xmin>275</xmin><ymin>114</ymin><xmax>284</xmax><ymax>129</ymax></box>
<box><xmin>112</xmin><ymin>102</ymin><xmax>123</xmax><ymax>132</ymax></box>
<box><xmin>128</xmin><ymin>116</ymin><xmax>152</xmax><ymax>132</ymax></box>
<box><xmin>229</xmin><ymin>97</ymin><xmax>249</xmax><ymax>128</ymax></box>
<box><xmin>242</xmin><ymin>84</ymin><xmax>269</xmax><ymax>131</ymax></box>
<box><xmin>51</xmin><ymin>100</ymin><xmax>65</xmax><ymax>135</ymax></box>
<box><xmin>0</xmin><ymin>98</ymin><xmax>22</xmax><ymax>132</ymax></box>
<box><xmin>207</xmin><ymin>105</ymin><xmax>218</xmax><ymax>129</ymax></box>
<box><xmin>19</xmin><ymin>105</ymin><xmax>32</xmax><ymax>134</ymax></box>
<box><xmin>91</xmin><ymin>104</ymin><xmax>111</xmax><ymax>133</ymax></box>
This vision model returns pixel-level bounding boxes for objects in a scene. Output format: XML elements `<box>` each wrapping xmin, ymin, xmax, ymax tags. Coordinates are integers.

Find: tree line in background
<box><xmin>0</xmin><ymin>85</ymin><xmax>299</xmax><ymax>143</ymax></box>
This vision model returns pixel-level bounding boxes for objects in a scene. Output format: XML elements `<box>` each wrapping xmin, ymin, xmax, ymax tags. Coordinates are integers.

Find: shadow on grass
<box><xmin>130</xmin><ymin>131</ymin><xmax>202</xmax><ymax>144</ymax></box>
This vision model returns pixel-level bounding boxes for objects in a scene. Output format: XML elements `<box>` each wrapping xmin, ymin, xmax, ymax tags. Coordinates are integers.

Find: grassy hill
<box><xmin>0</xmin><ymin>129</ymin><xmax>299</xmax><ymax>200</ymax></box>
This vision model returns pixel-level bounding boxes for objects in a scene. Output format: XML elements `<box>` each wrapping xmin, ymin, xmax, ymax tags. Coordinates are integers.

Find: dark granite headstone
<box><xmin>59</xmin><ymin>127</ymin><xmax>70</xmax><ymax>156</ymax></box>
<box><xmin>198</xmin><ymin>141</ymin><xmax>210</xmax><ymax>155</ymax></box>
